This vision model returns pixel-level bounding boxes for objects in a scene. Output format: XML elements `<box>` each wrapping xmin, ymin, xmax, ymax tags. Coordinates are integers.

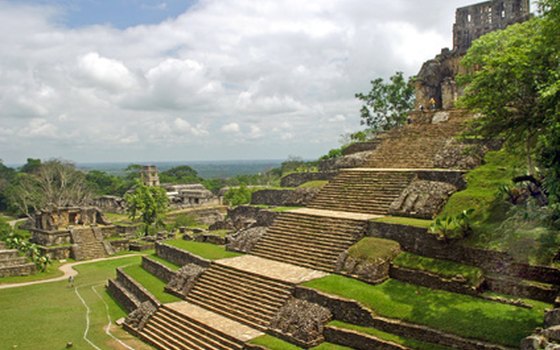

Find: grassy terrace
<box><xmin>393</xmin><ymin>252</ymin><xmax>483</xmax><ymax>285</ymax></box>
<box><xmin>146</xmin><ymin>253</ymin><xmax>181</xmax><ymax>271</ymax></box>
<box><xmin>348</xmin><ymin>237</ymin><xmax>401</xmax><ymax>262</ymax></box>
<box><xmin>164</xmin><ymin>239</ymin><xmax>242</xmax><ymax>260</ymax></box>
<box><xmin>121</xmin><ymin>264</ymin><xmax>180</xmax><ymax>303</ymax></box>
<box><xmin>303</xmin><ymin>275</ymin><xmax>548</xmax><ymax>347</ymax></box>
<box><xmin>298</xmin><ymin>180</ymin><xmax>329</xmax><ymax>188</ymax></box>
<box><xmin>249</xmin><ymin>335</ymin><xmax>352</xmax><ymax>350</ymax></box>
<box><xmin>329</xmin><ymin>321</ymin><xmax>451</xmax><ymax>350</ymax></box>
<box><xmin>372</xmin><ymin>216</ymin><xmax>433</xmax><ymax>228</ymax></box>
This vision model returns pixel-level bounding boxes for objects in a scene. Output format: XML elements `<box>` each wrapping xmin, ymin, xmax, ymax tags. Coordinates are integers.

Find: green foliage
<box><xmin>85</xmin><ymin>170</ymin><xmax>128</xmax><ymax>196</ymax></box>
<box><xmin>347</xmin><ymin>237</ymin><xmax>401</xmax><ymax>263</ymax></box>
<box><xmin>0</xmin><ymin>161</ymin><xmax>16</xmax><ymax>211</ymax></box>
<box><xmin>355</xmin><ymin>71</ymin><xmax>415</xmax><ymax>133</ymax></box>
<box><xmin>4</xmin><ymin>231</ymin><xmax>51</xmax><ymax>271</ymax></box>
<box><xmin>124</xmin><ymin>181</ymin><xmax>169</xmax><ymax>235</ymax></box>
<box><xmin>19</xmin><ymin>158</ymin><xmax>41</xmax><ymax>174</ymax></box>
<box><xmin>319</xmin><ymin>147</ymin><xmax>344</xmax><ymax>160</ymax></box>
<box><xmin>159</xmin><ymin>165</ymin><xmax>202</xmax><ymax>184</ymax></box>
<box><xmin>303</xmin><ymin>276</ymin><xmax>549</xmax><ymax>347</ymax></box>
<box><xmin>393</xmin><ymin>252</ymin><xmax>483</xmax><ymax>285</ymax></box>
<box><xmin>429</xmin><ymin>209</ymin><xmax>475</xmax><ymax>240</ymax></box>
<box><xmin>372</xmin><ymin>216</ymin><xmax>433</xmax><ymax>228</ymax></box>
<box><xmin>172</xmin><ymin>214</ymin><xmax>200</xmax><ymax>229</ymax></box>
<box><xmin>223</xmin><ymin>185</ymin><xmax>254</xmax><ymax>206</ymax></box>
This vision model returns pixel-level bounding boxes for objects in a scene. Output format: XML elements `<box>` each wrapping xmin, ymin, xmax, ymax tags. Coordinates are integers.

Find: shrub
<box><xmin>224</xmin><ymin>185</ymin><xmax>253</xmax><ymax>206</ymax></box>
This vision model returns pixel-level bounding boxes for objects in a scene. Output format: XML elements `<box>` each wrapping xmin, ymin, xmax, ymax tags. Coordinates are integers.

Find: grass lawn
<box><xmin>392</xmin><ymin>252</ymin><xmax>483</xmax><ymax>285</ymax></box>
<box><xmin>303</xmin><ymin>275</ymin><xmax>548</xmax><ymax>347</ymax></box>
<box><xmin>348</xmin><ymin>237</ymin><xmax>401</xmax><ymax>263</ymax></box>
<box><xmin>372</xmin><ymin>216</ymin><xmax>433</xmax><ymax>228</ymax></box>
<box><xmin>329</xmin><ymin>321</ymin><xmax>451</xmax><ymax>350</ymax></box>
<box><xmin>164</xmin><ymin>239</ymin><xmax>242</xmax><ymax>260</ymax></box>
<box><xmin>121</xmin><ymin>264</ymin><xmax>181</xmax><ymax>303</ymax></box>
<box><xmin>0</xmin><ymin>255</ymin><xmax>153</xmax><ymax>350</ymax></box>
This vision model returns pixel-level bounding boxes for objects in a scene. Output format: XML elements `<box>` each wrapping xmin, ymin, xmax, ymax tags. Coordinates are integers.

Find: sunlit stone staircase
<box><xmin>185</xmin><ymin>263</ymin><xmax>293</xmax><ymax>330</ymax></box>
<box><xmin>307</xmin><ymin>169</ymin><xmax>415</xmax><ymax>215</ymax></box>
<box><xmin>70</xmin><ymin>227</ymin><xmax>107</xmax><ymax>260</ymax></box>
<box><xmin>251</xmin><ymin>211</ymin><xmax>367</xmax><ymax>272</ymax></box>
<box><xmin>141</xmin><ymin>303</ymin><xmax>253</xmax><ymax>350</ymax></box>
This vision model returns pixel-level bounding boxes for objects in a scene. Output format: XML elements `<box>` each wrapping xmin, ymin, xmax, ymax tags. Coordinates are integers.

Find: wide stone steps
<box><xmin>308</xmin><ymin>170</ymin><xmax>414</xmax><ymax>215</ymax></box>
<box><xmin>141</xmin><ymin>305</ymin><xmax>244</xmax><ymax>350</ymax></box>
<box><xmin>250</xmin><ymin>212</ymin><xmax>367</xmax><ymax>272</ymax></box>
<box><xmin>185</xmin><ymin>264</ymin><xmax>293</xmax><ymax>330</ymax></box>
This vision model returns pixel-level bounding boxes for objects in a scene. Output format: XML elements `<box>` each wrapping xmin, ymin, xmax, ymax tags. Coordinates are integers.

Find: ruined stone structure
<box><xmin>415</xmin><ymin>0</ymin><xmax>530</xmax><ymax>110</ymax></box>
<box><xmin>91</xmin><ymin>195</ymin><xmax>126</xmax><ymax>213</ymax></box>
<box><xmin>30</xmin><ymin>207</ymin><xmax>115</xmax><ymax>260</ymax></box>
<box><xmin>142</xmin><ymin>165</ymin><xmax>160</xmax><ymax>187</ymax></box>
<box><xmin>164</xmin><ymin>184</ymin><xmax>221</xmax><ymax>208</ymax></box>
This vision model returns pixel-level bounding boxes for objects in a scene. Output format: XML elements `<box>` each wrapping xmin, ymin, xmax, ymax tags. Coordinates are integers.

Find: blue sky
<box><xmin>0</xmin><ymin>0</ymin><xmax>509</xmax><ymax>164</ymax></box>
<box><xmin>9</xmin><ymin>0</ymin><xmax>196</xmax><ymax>28</ymax></box>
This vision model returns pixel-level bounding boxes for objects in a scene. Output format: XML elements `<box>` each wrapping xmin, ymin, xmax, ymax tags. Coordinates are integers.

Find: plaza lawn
<box><xmin>164</xmin><ymin>239</ymin><xmax>242</xmax><ymax>260</ymax></box>
<box><xmin>0</xmin><ymin>255</ymin><xmax>154</xmax><ymax>350</ymax></box>
<box><xmin>303</xmin><ymin>275</ymin><xmax>548</xmax><ymax>347</ymax></box>
<box><xmin>122</xmin><ymin>264</ymin><xmax>181</xmax><ymax>303</ymax></box>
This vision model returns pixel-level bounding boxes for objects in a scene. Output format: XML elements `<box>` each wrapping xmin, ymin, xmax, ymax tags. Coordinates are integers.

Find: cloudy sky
<box><xmin>0</xmin><ymin>0</ymin><xmax>504</xmax><ymax>164</ymax></box>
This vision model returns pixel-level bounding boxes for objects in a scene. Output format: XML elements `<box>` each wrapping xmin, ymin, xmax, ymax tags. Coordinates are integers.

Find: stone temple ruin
<box><xmin>415</xmin><ymin>0</ymin><xmax>530</xmax><ymax>110</ymax></box>
<box><xmin>101</xmin><ymin>1</ymin><xmax>560</xmax><ymax>349</ymax></box>
<box><xmin>142</xmin><ymin>165</ymin><xmax>160</xmax><ymax>187</ymax></box>
<box><xmin>164</xmin><ymin>184</ymin><xmax>222</xmax><ymax>208</ymax></box>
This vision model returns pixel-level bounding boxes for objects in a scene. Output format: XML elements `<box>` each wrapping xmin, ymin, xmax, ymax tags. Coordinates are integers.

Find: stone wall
<box><xmin>39</xmin><ymin>245</ymin><xmax>72</xmax><ymax>260</ymax></box>
<box><xmin>166</xmin><ymin>206</ymin><xmax>227</xmax><ymax>226</ymax></box>
<box><xmin>368</xmin><ymin>221</ymin><xmax>560</xmax><ymax>287</ymax></box>
<box><xmin>0</xmin><ymin>263</ymin><xmax>36</xmax><ymax>277</ymax></box>
<box><xmin>295</xmin><ymin>286</ymin><xmax>507</xmax><ymax>350</ymax></box>
<box><xmin>106</xmin><ymin>279</ymin><xmax>140</xmax><ymax>313</ymax></box>
<box><xmin>109</xmin><ymin>239</ymin><xmax>130</xmax><ymax>253</ymax></box>
<box><xmin>116</xmin><ymin>268</ymin><xmax>160</xmax><ymax>307</ymax></box>
<box><xmin>227</xmin><ymin>226</ymin><xmax>267</xmax><ymax>253</ymax></box>
<box><xmin>324</xmin><ymin>326</ymin><xmax>407</xmax><ymax>350</ymax></box>
<box><xmin>155</xmin><ymin>242</ymin><xmax>211</xmax><ymax>268</ymax></box>
<box><xmin>318</xmin><ymin>152</ymin><xmax>373</xmax><ymax>172</ymax></box>
<box><xmin>388</xmin><ymin>180</ymin><xmax>458</xmax><ymax>219</ymax></box>
<box><xmin>485</xmin><ymin>275</ymin><xmax>559</xmax><ymax>303</ymax></box>
<box><xmin>251</xmin><ymin>188</ymin><xmax>321</xmax><ymax>207</ymax></box>
<box><xmin>280</xmin><ymin>172</ymin><xmax>336</xmax><ymax>188</ymax></box>
<box><xmin>141</xmin><ymin>256</ymin><xmax>176</xmax><ymax>283</ymax></box>
<box><xmin>415</xmin><ymin>170</ymin><xmax>466</xmax><ymax>190</ymax></box>
<box><xmin>30</xmin><ymin>229</ymin><xmax>72</xmax><ymax>246</ymax></box>
<box><xmin>210</xmin><ymin>205</ymin><xmax>278</xmax><ymax>231</ymax></box>
<box><xmin>389</xmin><ymin>265</ymin><xmax>480</xmax><ymax>295</ymax></box>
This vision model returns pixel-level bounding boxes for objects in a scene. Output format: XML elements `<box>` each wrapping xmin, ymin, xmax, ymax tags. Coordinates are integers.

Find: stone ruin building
<box><xmin>142</xmin><ymin>165</ymin><xmax>160</xmax><ymax>187</ymax></box>
<box><xmin>164</xmin><ymin>184</ymin><xmax>222</xmax><ymax>208</ymax></box>
<box><xmin>30</xmin><ymin>207</ymin><xmax>116</xmax><ymax>261</ymax></box>
<box><xmin>415</xmin><ymin>0</ymin><xmax>530</xmax><ymax>110</ymax></box>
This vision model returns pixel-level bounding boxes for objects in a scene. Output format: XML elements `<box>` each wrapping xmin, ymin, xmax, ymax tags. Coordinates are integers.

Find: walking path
<box><xmin>0</xmin><ymin>254</ymin><xmax>142</xmax><ymax>290</ymax></box>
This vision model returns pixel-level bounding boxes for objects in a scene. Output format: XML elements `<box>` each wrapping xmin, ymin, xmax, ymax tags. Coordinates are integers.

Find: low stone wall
<box><xmin>155</xmin><ymin>242</ymin><xmax>211</xmax><ymax>268</ymax></box>
<box><xmin>193</xmin><ymin>233</ymin><xmax>226</xmax><ymax>245</ymax></box>
<box><xmin>30</xmin><ymin>229</ymin><xmax>71</xmax><ymax>246</ymax></box>
<box><xmin>166</xmin><ymin>206</ymin><xmax>227</xmax><ymax>226</ymax></box>
<box><xmin>368</xmin><ymin>221</ymin><xmax>560</xmax><ymax>286</ymax></box>
<box><xmin>342</xmin><ymin>141</ymin><xmax>381</xmax><ymax>156</ymax></box>
<box><xmin>211</xmin><ymin>205</ymin><xmax>279</xmax><ymax>231</ymax></box>
<box><xmin>109</xmin><ymin>239</ymin><xmax>130</xmax><ymax>253</ymax></box>
<box><xmin>295</xmin><ymin>286</ymin><xmax>508</xmax><ymax>350</ymax></box>
<box><xmin>251</xmin><ymin>188</ymin><xmax>320</xmax><ymax>207</ymax></box>
<box><xmin>389</xmin><ymin>265</ymin><xmax>479</xmax><ymax>295</ymax></box>
<box><xmin>39</xmin><ymin>245</ymin><xmax>72</xmax><ymax>260</ymax></box>
<box><xmin>116</xmin><ymin>268</ymin><xmax>160</xmax><ymax>307</ymax></box>
<box><xmin>280</xmin><ymin>172</ymin><xmax>336</xmax><ymax>188</ymax></box>
<box><xmin>324</xmin><ymin>326</ymin><xmax>407</xmax><ymax>350</ymax></box>
<box><xmin>415</xmin><ymin>170</ymin><xmax>466</xmax><ymax>190</ymax></box>
<box><xmin>116</xmin><ymin>225</ymin><xmax>139</xmax><ymax>236</ymax></box>
<box><xmin>485</xmin><ymin>275</ymin><xmax>559</xmax><ymax>303</ymax></box>
<box><xmin>107</xmin><ymin>279</ymin><xmax>139</xmax><ymax>313</ymax></box>
<box><xmin>141</xmin><ymin>256</ymin><xmax>176</xmax><ymax>283</ymax></box>
<box><xmin>0</xmin><ymin>263</ymin><xmax>36</xmax><ymax>277</ymax></box>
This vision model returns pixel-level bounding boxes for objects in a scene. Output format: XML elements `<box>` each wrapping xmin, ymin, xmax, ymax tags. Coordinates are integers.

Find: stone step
<box><xmin>251</xmin><ymin>244</ymin><xmax>338</xmax><ymax>267</ymax></box>
<box><xmin>212</xmin><ymin>263</ymin><xmax>293</xmax><ymax>291</ymax></box>
<box><xmin>0</xmin><ymin>256</ymin><xmax>29</xmax><ymax>268</ymax></box>
<box><xmin>0</xmin><ymin>262</ymin><xmax>37</xmax><ymax>278</ymax></box>
<box><xmin>161</xmin><ymin>306</ymin><xmax>245</xmax><ymax>348</ymax></box>
<box><xmin>266</xmin><ymin>226</ymin><xmax>357</xmax><ymax>243</ymax></box>
<box><xmin>147</xmin><ymin>316</ymin><xmax>223</xmax><ymax>350</ymax></box>
<box><xmin>259</xmin><ymin>232</ymin><xmax>354</xmax><ymax>251</ymax></box>
<box><xmin>254</xmin><ymin>238</ymin><xmax>346</xmax><ymax>259</ymax></box>
<box><xmin>141</xmin><ymin>327</ymin><xmax>183</xmax><ymax>350</ymax></box>
<box><xmin>0</xmin><ymin>249</ymin><xmax>19</xmax><ymax>260</ymax></box>
<box><xmin>251</xmin><ymin>249</ymin><xmax>335</xmax><ymax>272</ymax></box>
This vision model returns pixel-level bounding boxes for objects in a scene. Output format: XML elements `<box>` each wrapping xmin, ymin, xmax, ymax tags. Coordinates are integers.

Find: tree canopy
<box><xmin>124</xmin><ymin>181</ymin><xmax>168</xmax><ymax>235</ymax></box>
<box><xmin>159</xmin><ymin>165</ymin><xmax>201</xmax><ymax>184</ymax></box>
<box><xmin>355</xmin><ymin>71</ymin><xmax>415</xmax><ymax>133</ymax></box>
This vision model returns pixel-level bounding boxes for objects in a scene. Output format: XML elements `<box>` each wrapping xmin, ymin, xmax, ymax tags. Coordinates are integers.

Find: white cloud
<box><xmin>221</xmin><ymin>122</ymin><xmax>240</xmax><ymax>133</ymax></box>
<box><xmin>0</xmin><ymin>0</ymin><xmax>475</xmax><ymax>163</ymax></box>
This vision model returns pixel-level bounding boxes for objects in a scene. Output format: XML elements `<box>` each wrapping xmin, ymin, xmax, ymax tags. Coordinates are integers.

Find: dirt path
<box><xmin>0</xmin><ymin>254</ymin><xmax>142</xmax><ymax>290</ymax></box>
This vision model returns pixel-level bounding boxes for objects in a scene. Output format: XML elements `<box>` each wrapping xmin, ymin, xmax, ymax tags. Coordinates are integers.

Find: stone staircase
<box><xmin>0</xmin><ymin>248</ymin><xmax>36</xmax><ymax>277</ymax></box>
<box><xmin>307</xmin><ymin>170</ymin><xmax>415</xmax><ymax>215</ymax></box>
<box><xmin>185</xmin><ymin>263</ymin><xmax>293</xmax><ymax>331</ymax></box>
<box><xmin>70</xmin><ymin>226</ymin><xmax>107</xmax><ymax>260</ymax></box>
<box><xmin>140</xmin><ymin>303</ymin><xmax>260</xmax><ymax>350</ymax></box>
<box><xmin>363</xmin><ymin>113</ymin><xmax>467</xmax><ymax>169</ymax></box>
<box><xmin>250</xmin><ymin>211</ymin><xmax>367</xmax><ymax>271</ymax></box>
